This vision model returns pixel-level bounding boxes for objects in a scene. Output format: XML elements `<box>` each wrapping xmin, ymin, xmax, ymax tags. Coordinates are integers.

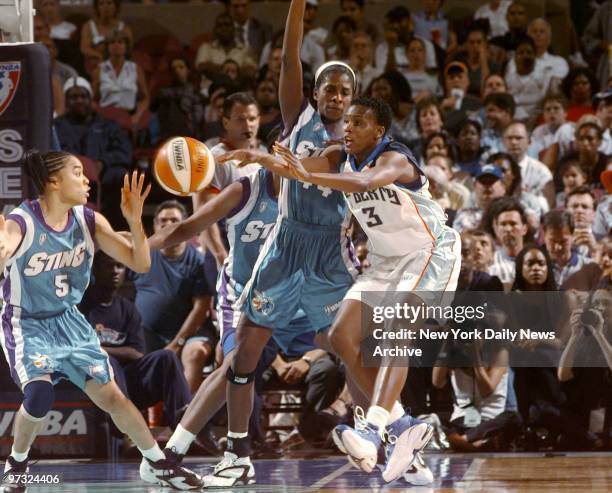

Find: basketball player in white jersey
<box><xmin>221</xmin><ymin>97</ymin><xmax>461</xmax><ymax>483</ymax></box>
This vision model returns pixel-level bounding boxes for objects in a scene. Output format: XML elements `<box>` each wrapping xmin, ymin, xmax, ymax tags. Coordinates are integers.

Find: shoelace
<box><xmin>214</xmin><ymin>454</ymin><xmax>236</xmax><ymax>472</ymax></box>
<box><xmin>353</xmin><ymin>406</ymin><xmax>369</xmax><ymax>434</ymax></box>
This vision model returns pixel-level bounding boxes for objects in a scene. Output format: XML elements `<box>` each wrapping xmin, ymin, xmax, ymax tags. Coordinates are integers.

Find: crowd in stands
<box><xmin>2</xmin><ymin>0</ymin><xmax>612</xmax><ymax>457</ymax></box>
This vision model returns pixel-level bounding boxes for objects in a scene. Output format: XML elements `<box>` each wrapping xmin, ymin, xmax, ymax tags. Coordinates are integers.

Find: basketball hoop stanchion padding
<box><xmin>0</xmin><ymin>43</ymin><xmax>53</xmax><ymax>215</ymax></box>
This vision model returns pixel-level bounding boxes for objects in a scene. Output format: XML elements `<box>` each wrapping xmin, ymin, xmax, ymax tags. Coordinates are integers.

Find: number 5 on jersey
<box><xmin>55</xmin><ymin>274</ymin><xmax>69</xmax><ymax>297</ymax></box>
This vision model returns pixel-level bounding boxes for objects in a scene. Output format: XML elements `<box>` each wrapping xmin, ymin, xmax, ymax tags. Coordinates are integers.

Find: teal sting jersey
<box><xmin>1</xmin><ymin>201</ymin><xmax>96</xmax><ymax>319</ymax></box>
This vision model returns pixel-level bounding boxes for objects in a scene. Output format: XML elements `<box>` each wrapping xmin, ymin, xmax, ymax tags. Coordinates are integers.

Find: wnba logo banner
<box><xmin>0</xmin><ymin>61</ymin><xmax>20</xmax><ymax>117</ymax></box>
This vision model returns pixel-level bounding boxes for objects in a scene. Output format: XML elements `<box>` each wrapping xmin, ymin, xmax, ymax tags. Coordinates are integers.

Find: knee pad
<box><xmin>226</xmin><ymin>366</ymin><xmax>255</xmax><ymax>385</ymax></box>
<box><xmin>22</xmin><ymin>380</ymin><xmax>54</xmax><ymax>420</ymax></box>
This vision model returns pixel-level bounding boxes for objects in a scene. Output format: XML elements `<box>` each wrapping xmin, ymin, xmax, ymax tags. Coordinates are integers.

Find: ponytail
<box><xmin>23</xmin><ymin>150</ymin><xmax>72</xmax><ymax>195</ymax></box>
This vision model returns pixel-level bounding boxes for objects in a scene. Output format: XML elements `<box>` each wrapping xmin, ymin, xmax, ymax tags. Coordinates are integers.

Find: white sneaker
<box><xmin>403</xmin><ymin>451</ymin><xmax>434</xmax><ymax>485</ymax></box>
<box><xmin>139</xmin><ymin>451</ymin><xmax>203</xmax><ymax>490</ymax></box>
<box><xmin>202</xmin><ymin>452</ymin><xmax>256</xmax><ymax>487</ymax></box>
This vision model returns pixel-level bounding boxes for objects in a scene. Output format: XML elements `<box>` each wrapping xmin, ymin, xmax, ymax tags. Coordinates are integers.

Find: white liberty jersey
<box><xmin>342</xmin><ymin>138</ymin><xmax>448</xmax><ymax>257</ymax></box>
<box><xmin>1</xmin><ymin>201</ymin><xmax>96</xmax><ymax>318</ymax></box>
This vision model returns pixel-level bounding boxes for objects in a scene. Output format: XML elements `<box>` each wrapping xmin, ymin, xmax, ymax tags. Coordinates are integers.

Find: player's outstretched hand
<box><xmin>120</xmin><ymin>171</ymin><xmax>151</xmax><ymax>225</ymax></box>
<box><xmin>272</xmin><ymin>142</ymin><xmax>311</xmax><ymax>181</ymax></box>
<box><xmin>218</xmin><ymin>149</ymin><xmax>264</xmax><ymax>168</ymax></box>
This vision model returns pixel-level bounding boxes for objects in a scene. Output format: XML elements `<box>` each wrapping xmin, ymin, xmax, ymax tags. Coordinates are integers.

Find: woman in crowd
<box><xmin>561</xmin><ymin>67</ymin><xmax>599</xmax><ymax>122</ymax></box>
<box><xmin>455</xmin><ymin>119</ymin><xmax>487</xmax><ymax>176</ymax></box>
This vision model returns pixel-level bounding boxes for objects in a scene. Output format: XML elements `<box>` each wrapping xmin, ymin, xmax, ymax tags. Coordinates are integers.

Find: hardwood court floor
<box><xmin>2</xmin><ymin>452</ymin><xmax>611</xmax><ymax>492</ymax></box>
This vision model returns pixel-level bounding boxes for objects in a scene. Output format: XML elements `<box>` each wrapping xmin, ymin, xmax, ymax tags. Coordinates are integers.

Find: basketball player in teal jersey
<box><xmin>223</xmin><ymin>98</ymin><xmax>460</xmax><ymax>484</ymax></box>
<box><xmin>0</xmin><ymin>151</ymin><xmax>202</xmax><ymax>491</ymax></box>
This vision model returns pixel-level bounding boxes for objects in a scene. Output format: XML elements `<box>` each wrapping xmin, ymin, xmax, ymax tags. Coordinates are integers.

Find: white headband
<box><xmin>314</xmin><ymin>61</ymin><xmax>357</xmax><ymax>92</ymax></box>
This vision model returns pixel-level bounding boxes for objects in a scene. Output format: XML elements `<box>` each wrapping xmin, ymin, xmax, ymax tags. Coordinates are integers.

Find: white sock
<box><xmin>139</xmin><ymin>443</ymin><xmax>165</xmax><ymax>462</ymax></box>
<box><xmin>227</xmin><ymin>430</ymin><xmax>248</xmax><ymax>439</ymax></box>
<box><xmin>389</xmin><ymin>401</ymin><xmax>405</xmax><ymax>424</ymax></box>
<box><xmin>10</xmin><ymin>447</ymin><xmax>28</xmax><ymax>463</ymax></box>
<box><xmin>166</xmin><ymin>424</ymin><xmax>196</xmax><ymax>455</ymax></box>
<box><xmin>366</xmin><ymin>405</ymin><xmax>390</xmax><ymax>434</ymax></box>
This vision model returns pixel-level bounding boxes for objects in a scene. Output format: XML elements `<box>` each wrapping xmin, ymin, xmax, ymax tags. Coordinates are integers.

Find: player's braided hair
<box><xmin>23</xmin><ymin>150</ymin><xmax>73</xmax><ymax>195</ymax></box>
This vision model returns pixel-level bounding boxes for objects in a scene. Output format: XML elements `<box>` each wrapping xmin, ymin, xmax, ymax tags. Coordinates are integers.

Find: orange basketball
<box><xmin>153</xmin><ymin>137</ymin><xmax>215</xmax><ymax>196</ymax></box>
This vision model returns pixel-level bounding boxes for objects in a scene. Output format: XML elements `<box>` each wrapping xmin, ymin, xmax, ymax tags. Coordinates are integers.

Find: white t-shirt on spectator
<box><xmin>553</xmin><ymin>123</ymin><xmax>611</xmax><ymax>158</ymax></box>
<box><xmin>518</xmin><ymin>154</ymin><xmax>553</xmax><ymax>195</ymax></box>
<box><xmin>505</xmin><ymin>59</ymin><xmax>552</xmax><ymax>120</ymax></box>
<box><xmin>538</xmin><ymin>52</ymin><xmax>569</xmax><ymax>80</ymax></box>
<box><xmin>209</xmin><ymin>141</ymin><xmax>264</xmax><ymax>191</ymax></box>
<box><xmin>50</xmin><ymin>21</ymin><xmax>77</xmax><ymax>40</ymax></box>
<box><xmin>451</xmin><ymin>368</ymin><xmax>508</xmax><ymax>422</ymax></box>
<box><xmin>259</xmin><ymin>35</ymin><xmax>325</xmax><ymax>73</ymax></box>
<box><xmin>400</xmin><ymin>70</ymin><xmax>443</xmax><ymax>98</ymax></box>
<box><xmin>375</xmin><ymin>37</ymin><xmax>437</xmax><ymax>71</ymax></box>
<box><xmin>489</xmin><ymin>248</ymin><xmax>516</xmax><ymax>285</ymax></box>
<box><xmin>474</xmin><ymin>0</ymin><xmax>512</xmax><ymax>38</ymax></box>
<box><xmin>593</xmin><ymin>195</ymin><xmax>612</xmax><ymax>240</ymax></box>
<box><xmin>529</xmin><ymin>123</ymin><xmax>562</xmax><ymax>158</ymax></box>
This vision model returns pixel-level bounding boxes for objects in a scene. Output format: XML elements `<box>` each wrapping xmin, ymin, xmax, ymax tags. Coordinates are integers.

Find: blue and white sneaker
<box><xmin>403</xmin><ymin>451</ymin><xmax>434</xmax><ymax>485</ymax></box>
<box><xmin>331</xmin><ymin>406</ymin><xmax>382</xmax><ymax>473</ymax></box>
<box><xmin>382</xmin><ymin>415</ymin><xmax>433</xmax><ymax>483</ymax></box>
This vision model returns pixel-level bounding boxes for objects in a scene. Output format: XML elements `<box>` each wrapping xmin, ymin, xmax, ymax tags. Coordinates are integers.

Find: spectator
<box><xmin>594</xmin><ymin>89</ymin><xmax>612</xmax><ymax>155</ymax></box>
<box><xmin>92</xmin><ymin>29</ymin><xmax>150</xmax><ymax>127</ymax></box>
<box><xmin>462</xmin><ymin>25</ymin><xmax>497</xmax><ymax>97</ymax></box>
<box><xmin>502</xmin><ymin>120</ymin><xmax>554</xmax><ymax>206</ymax></box>
<box><xmin>409</xmin><ymin>96</ymin><xmax>445</xmax><ymax>160</ymax></box>
<box><xmin>529</xmin><ymin>94</ymin><xmax>568</xmax><ymax>160</ymax></box>
<box><xmin>80</xmin><ymin>0</ymin><xmax>132</xmax><ymax>71</ymax></box>
<box><xmin>555</xmin><ymin>155</ymin><xmax>589</xmax><ymax>208</ymax></box>
<box><xmin>129</xmin><ymin>201</ymin><xmax>214</xmax><ymax>393</ymax></box>
<box><xmin>222</xmin><ymin>59</ymin><xmax>241</xmax><ymax>82</ymax></box>
<box><xmin>474</xmin><ymin>0</ymin><xmax>513</xmax><ymax>38</ymax></box>
<box><xmin>481</xmin><ymin>93</ymin><xmax>515</xmax><ymax>153</ymax></box>
<box><xmin>504</xmin><ymin>36</ymin><xmax>552</xmax><ymax>121</ymax></box>
<box><xmin>594</xmin><ymin>162</ymin><xmax>612</xmax><ymax>239</ymax></box>
<box><xmin>376</xmin><ymin>6</ymin><xmax>437</xmax><ymax>74</ymax></box>
<box><xmin>255</xmin><ymin>77</ymin><xmax>281</xmax><ymax>142</ymax></box>
<box><xmin>81</xmin><ymin>252</ymin><xmax>192</xmax><ymax>432</ymax></box>
<box><xmin>412</xmin><ymin>0</ymin><xmax>449</xmax><ymax>49</ymax></box>
<box><xmin>423</xmin><ymin>131</ymin><xmax>452</xmax><ymax>162</ymax></box>
<box><xmin>565</xmin><ymin>186</ymin><xmax>599</xmax><ymax>257</ymax></box>
<box><xmin>482</xmin><ymin>73</ymin><xmax>508</xmax><ymax>98</ymax></box>
<box><xmin>202</xmin><ymin>79</ymin><xmax>236</xmax><ymax>142</ymax></box>
<box><xmin>227</xmin><ymin>0</ymin><xmax>272</xmax><ymax>62</ymax></box>
<box><xmin>426</xmin><ymin>153</ymin><xmax>470</xmax><ymax>213</ymax></box>
<box><xmin>367</xmin><ymin>72</ymin><xmax>413</xmax><ymax>145</ymax></box>
<box><xmin>340</xmin><ymin>0</ymin><xmax>378</xmax><ymax>44</ymax></box>
<box><xmin>582</xmin><ymin>0</ymin><xmax>612</xmax><ymax>89</ymax></box>
<box><xmin>196</xmin><ymin>12</ymin><xmax>256</xmax><ymax>81</ymax></box>
<box><xmin>561</xmin><ymin>67</ymin><xmax>599</xmax><ymax>122</ymax></box>
<box><xmin>452</xmin><ymin>164</ymin><xmax>507</xmax><ymax>234</ymax></box>
<box><xmin>36</xmin><ymin>0</ymin><xmax>76</xmax><ymax>40</ymax></box>
<box><xmin>470</xmin><ymin>229</ymin><xmax>498</xmax><ymax>274</ymax></box>
<box><xmin>527</xmin><ymin>18</ymin><xmax>569</xmax><ymax>81</ymax></box>
<box><xmin>33</xmin><ymin>11</ymin><xmax>51</xmax><ymax>41</ymax></box>
<box><xmin>455</xmin><ymin>119</ymin><xmax>486</xmax><ymax>176</ymax></box>
<box><xmin>542</xmin><ymin>210</ymin><xmax>595</xmax><ymax>287</ymax></box>
<box><xmin>54</xmin><ymin>76</ymin><xmax>132</xmax><ymax>226</ymax></box>
<box><xmin>573</xmin><ymin>119</ymin><xmax>608</xmax><ymax>184</ymax></box>
<box><xmin>489</xmin><ymin>197</ymin><xmax>529</xmax><ymax>286</ymax></box>
<box><xmin>326</xmin><ymin>15</ymin><xmax>356</xmax><ymax>61</ymax></box>
<box><xmin>489</xmin><ymin>1</ymin><xmax>529</xmax><ymax>53</ymax></box>
<box><xmin>261</xmin><ymin>46</ymin><xmax>282</xmax><ymax>86</ymax></box>
<box><xmin>348</xmin><ymin>32</ymin><xmax>380</xmax><ymax>95</ymax></box>
<box><xmin>301</xmin><ymin>0</ymin><xmax>327</xmax><ymax>71</ymax></box>
<box><xmin>401</xmin><ymin>37</ymin><xmax>442</xmax><ymax>101</ymax></box>
<box><xmin>151</xmin><ymin>56</ymin><xmax>205</xmax><ymax>142</ymax></box>
<box><xmin>441</xmin><ymin>61</ymin><xmax>483</xmax><ymax>135</ymax></box>
<box><xmin>40</xmin><ymin>35</ymin><xmax>78</xmax><ymax>88</ymax></box>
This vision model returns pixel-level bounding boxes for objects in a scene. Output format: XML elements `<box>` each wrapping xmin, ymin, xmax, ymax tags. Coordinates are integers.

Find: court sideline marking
<box><xmin>307</xmin><ymin>462</ymin><xmax>353</xmax><ymax>490</ymax></box>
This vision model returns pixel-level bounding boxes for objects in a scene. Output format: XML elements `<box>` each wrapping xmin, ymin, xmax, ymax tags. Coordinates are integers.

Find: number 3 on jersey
<box><xmin>362</xmin><ymin>207</ymin><xmax>383</xmax><ymax>227</ymax></box>
<box><xmin>55</xmin><ymin>274</ymin><xmax>69</xmax><ymax>297</ymax></box>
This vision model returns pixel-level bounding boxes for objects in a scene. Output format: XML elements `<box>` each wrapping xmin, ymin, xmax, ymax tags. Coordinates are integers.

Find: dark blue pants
<box><xmin>109</xmin><ymin>349</ymin><xmax>192</xmax><ymax>428</ymax></box>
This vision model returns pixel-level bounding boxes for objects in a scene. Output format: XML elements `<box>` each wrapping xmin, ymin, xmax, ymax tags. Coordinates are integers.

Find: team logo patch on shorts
<box><xmin>87</xmin><ymin>364</ymin><xmax>107</xmax><ymax>377</ymax></box>
<box><xmin>28</xmin><ymin>353</ymin><xmax>53</xmax><ymax>372</ymax></box>
<box><xmin>251</xmin><ymin>290</ymin><xmax>275</xmax><ymax>316</ymax></box>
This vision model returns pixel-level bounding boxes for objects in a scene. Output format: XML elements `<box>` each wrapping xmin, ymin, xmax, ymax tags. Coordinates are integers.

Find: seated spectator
<box><xmin>412</xmin><ymin>0</ymin><xmax>449</xmax><ymax>49</ymax></box>
<box><xmin>441</xmin><ymin>61</ymin><xmax>483</xmax><ymax>135</ymax></box>
<box><xmin>461</xmin><ymin>24</ymin><xmax>499</xmax><ymax>97</ymax></box>
<box><xmin>561</xmin><ymin>68</ymin><xmax>599</xmax><ymax>122</ymax></box>
<box><xmin>594</xmin><ymin>89</ymin><xmax>612</xmax><ymax>155</ymax></box>
<box><xmin>81</xmin><ymin>252</ymin><xmax>192</xmax><ymax>432</ymax></box>
<box><xmin>469</xmin><ymin>229</ymin><xmax>498</xmax><ymax>274</ymax></box>
<box><xmin>196</xmin><ymin>12</ymin><xmax>257</xmax><ymax>82</ymax></box>
<box><xmin>488</xmin><ymin>152</ymin><xmax>548</xmax><ymax>226</ymax></box>
<box><xmin>54</xmin><ymin>76</ymin><xmax>132</xmax><ymax>226</ymax></box>
<box><xmin>594</xmin><ymin>162</ymin><xmax>612</xmax><ymax>239</ymax></box>
<box><xmin>502</xmin><ymin>120</ymin><xmax>554</xmax><ymax>206</ymax></box>
<box><xmin>555</xmin><ymin>155</ymin><xmax>590</xmax><ymax>208</ymax></box>
<box><xmin>227</xmin><ymin>0</ymin><xmax>272</xmax><ymax>63</ymax></box>
<box><xmin>527</xmin><ymin>18</ymin><xmax>569</xmax><ymax>82</ymax></box>
<box><xmin>530</xmin><ymin>94</ymin><xmax>568</xmax><ymax>159</ymax></box>
<box><xmin>375</xmin><ymin>6</ymin><xmax>436</xmax><ymax>73</ymax></box>
<box><xmin>489</xmin><ymin>1</ymin><xmax>529</xmax><ymax>53</ymax></box>
<box><xmin>453</xmin><ymin>164</ymin><xmax>507</xmax><ymax>234</ymax></box>
<box><xmin>558</xmin><ymin>287</ymin><xmax>612</xmax><ymax>450</ymax></box>
<box><xmin>80</xmin><ymin>0</ymin><xmax>132</xmax><ymax>71</ymax></box>
<box><xmin>367</xmin><ymin>72</ymin><xmax>413</xmax><ymax>145</ymax></box>
<box><xmin>92</xmin><ymin>29</ymin><xmax>150</xmax><ymax>127</ymax></box>
<box><xmin>401</xmin><ymin>37</ymin><xmax>442</xmax><ymax>102</ymax></box>
<box><xmin>349</xmin><ymin>32</ymin><xmax>380</xmax><ymax>95</ymax></box>
<box><xmin>409</xmin><ymin>96</ymin><xmax>446</xmax><ymax>160</ymax></box>
<box><xmin>565</xmin><ymin>187</ymin><xmax>599</xmax><ymax>257</ymax></box>
<box><xmin>482</xmin><ymin>72</ymin><xmax>508</xmax><ymax>98</ymax></box>
<box><xmin>202</xmin><ymin>78</ymin><xmax>236</xmax><ymax>143</ymax></box>
<box><xmin>582</xmin><ymin>0</ymin><xmax>612</xmax><ymax>89</ymax></box>
<box><xmin>542</xmin><ymin>210</ymin><xmax>596</xmax><ymax>287</ymax></box>
<box><xmin>489</xmin><ymin>197</ymin><xmax>529</xmax><ymax>286</ymax></box>
<box><xmin>259</xmin><ymin>45</ymin><xmax>282</xmax><ymax>86</ymax></box>
<box><xmin>129</xmin><ymin>201</ymin><xmax>214</xmax><ymax>393</ymax></box>
<box><xmin>151</xmin><ymin>56</ymin><xmax>205</xmax><ymax>142</ymax></box>
<box><xmin>573</xmin><ymin>118</ymin><xmax>608</xmax><ymax>185</ymax></box>
<box><xmin>301</xmin><ymin>0</ymin><xmax>327</xmax><ymax>69</ymax></box>
<box><xmin>340</xmin><ymin>0</ymin><xmax>378</xmax><ymax>44</ymax></box>
<box><xmin>326</xmin><ymin>15</ymin><xmax>356</xmax><ymax>61</ymax></box>
<box><xmin>40</xmin><ymin>36</ymin><xmax>78</xmax><ymax>88</ymax></box>
<box><xmin>36</xmin><ymin>0</ymin><xmax>76</xmax><ymax>40</ymax></box>
<box><xmin>457</xmin><ymin>228</ymin><xmax>505</xmax><ymax>291</ymax></box>
<box><xmin>255</xmin><ymin>77</ymin><xmax>281</xmax><ymax>142</ymax></box>
<box><xmin>423</xmin><ymin>131</ymin><xmax>453</xmax><ymax>163</ymax></box>
<box><xmin>455</xmin><ymin>119</ymin><xmax>487</xmax><ymax>176</ymax></box>
<box><xmin>474</xmin><ymin>0</ymin><xmax>512</xmax><ymax>39</ymax></box>
<box><xmin>426</xmin><ymin>153</ymin><xmax>470</xmax><ymax>214</ymax></box>
<box><xmin>504</xmin><ymin>36</ymin><xmax>552</xmax><ymax>121</ymax></box>
<box><xmin>221</xmin><ymin>59</ymin><xmax>241</xmax><ymax>83</ymax></box>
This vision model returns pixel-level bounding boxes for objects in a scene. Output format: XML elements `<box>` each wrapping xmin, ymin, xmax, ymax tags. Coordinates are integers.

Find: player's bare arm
<box><xmin>0</xmin><ymin>215</ymin><xmax>24</xmax><ymax>272</ymax></box>
<box><xmin>95</xmin><ymin>171</ymin><xmax>151</xmax><ymax>273</ymax></box>
<box><xmin>148</xmin><ymin>180</ymin><xmax>243</xmax><ymax>251</ymax></box>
